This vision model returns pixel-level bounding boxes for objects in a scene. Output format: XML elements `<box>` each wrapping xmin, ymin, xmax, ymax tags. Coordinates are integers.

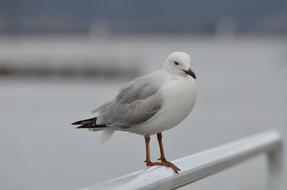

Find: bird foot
<box><xmin>145</xmin><ymin>160</ymin><xmax>181</xmax><ymax>174</ymax></box>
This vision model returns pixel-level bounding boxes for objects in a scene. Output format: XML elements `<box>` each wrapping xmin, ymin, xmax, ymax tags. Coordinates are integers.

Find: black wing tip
<box><xmin>73</xmin><ymin>122</ymin><xmax>92</xmax><ymax>129</ymax></box>
<box><xmin>72</xmin><ymin>117</ymin><xmax>107</xmax><ymax>129</ymax></box>
<box><xmin>72</xmin><ymin>121</ymin><xmax>80</xmax><ymax>125</ymax></box>
<box><xmin>71</xmin><ymin>117</ymin><xmax>97</xmax><ymax>125</ymax></box>
<box><xmin>75</xmin><ymin>124</ymin><xmax>106</xmax><ymax>129</ymax></box>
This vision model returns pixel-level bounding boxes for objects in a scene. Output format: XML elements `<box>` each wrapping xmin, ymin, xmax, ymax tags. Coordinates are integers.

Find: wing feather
<box><xmin>96</xmin><ymin>72</ymin><xmax>163</xmax><ymax>128</ymax></box>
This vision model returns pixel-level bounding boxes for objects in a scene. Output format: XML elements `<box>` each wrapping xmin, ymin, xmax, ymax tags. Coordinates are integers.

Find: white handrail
<box><xmin>81</xmin><ymin>130</ymin><xmax>284</xmax><ymax>190</ymax></box>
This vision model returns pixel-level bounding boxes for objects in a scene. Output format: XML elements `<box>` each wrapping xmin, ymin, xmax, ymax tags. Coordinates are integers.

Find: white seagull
<box><xmin>72</xmin><ymin>52</ymin><xmax>197</xmax><ymax>173</ymax></box>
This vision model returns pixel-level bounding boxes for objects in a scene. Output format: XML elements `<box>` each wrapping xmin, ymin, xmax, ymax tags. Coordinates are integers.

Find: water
<box><xmin>0</xmin><ymin>36</ymin><xmax>287</xmax><ymax>190</ymax></box>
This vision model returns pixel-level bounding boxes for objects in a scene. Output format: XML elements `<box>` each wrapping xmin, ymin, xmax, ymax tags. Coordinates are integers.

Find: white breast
<box><xmin>130</xmin><ymin>75</ymin><xmax>197</xmax><ymax>135</ymax></box>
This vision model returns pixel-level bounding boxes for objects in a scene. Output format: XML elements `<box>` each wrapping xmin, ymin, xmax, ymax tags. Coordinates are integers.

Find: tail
<box><xmin>100</xmin><ymin>128</ymin><xmax>115</xmax><ymax>143</ymax></box>
<box><xmin>72</xmin><ymin>117</ymin><xmax>106</xmax><ymax>129</ymax></box>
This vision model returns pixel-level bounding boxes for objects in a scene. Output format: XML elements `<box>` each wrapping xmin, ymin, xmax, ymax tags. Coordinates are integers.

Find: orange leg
<box><xmin>157</xmin><ymin>133</ymin><xmax>181</xmax><ymax>173</ymax></box>
<box><xmin>144</xmin><ymin>134</ymin><xmax>180</xmax><ymax>173</ymax></box>
<box><xmin>144</xmin><ymin>134</ymin><xmax>151</xmax><ymax>163</ymax></box>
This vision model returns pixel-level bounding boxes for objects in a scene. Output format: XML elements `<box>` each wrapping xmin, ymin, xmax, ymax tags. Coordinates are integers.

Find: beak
<box><xmin>183</xmin><ymin>68</ymin><xmax>196</xmax><ymax>79</ymax></box>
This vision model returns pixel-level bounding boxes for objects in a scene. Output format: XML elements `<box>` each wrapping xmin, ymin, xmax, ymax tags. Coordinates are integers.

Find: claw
<box><xmin>145</xmin><ymin>160</ymin><xmax>181</xmax><ymax>174</ymax></box>
<box><xmin>161</xmin><ymin>160</ymin><xmax>181</xmax><ymax>173</ymax></box>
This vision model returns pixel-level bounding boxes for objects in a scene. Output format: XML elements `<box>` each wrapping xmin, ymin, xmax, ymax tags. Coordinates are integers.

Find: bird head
<box><xmin>163</xmin><ymin>52</ymin><xmax>196</xmax><ymax>79</ymax></box>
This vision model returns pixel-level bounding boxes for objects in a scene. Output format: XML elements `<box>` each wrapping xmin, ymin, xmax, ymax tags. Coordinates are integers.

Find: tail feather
<box><xmin>100</xmin><ymin>129</ymin><xmax>114</xmax><ymax>143</ymax></box>
<box><xmin>72</xmin><ymin>117</ymin><xmax>106</xmax><ymax>129</ymax></box>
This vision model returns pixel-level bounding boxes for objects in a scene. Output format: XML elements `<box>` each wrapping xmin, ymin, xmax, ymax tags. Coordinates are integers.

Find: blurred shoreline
<box><xmin>0</xmin><ymin>34</ymin><xmax>286</xmax><ymax>79</ymax></box>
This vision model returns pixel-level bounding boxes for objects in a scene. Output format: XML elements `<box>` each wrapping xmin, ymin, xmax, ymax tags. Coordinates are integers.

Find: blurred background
<box><xmin>0</xmin><ymin>0</ymin><xmax>287</xmax><ymax>189</ymax></box>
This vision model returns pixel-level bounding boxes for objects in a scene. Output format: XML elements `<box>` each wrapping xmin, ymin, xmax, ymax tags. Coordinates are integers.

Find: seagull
<box><xmin>72</xmin><ymin>52</ymin><xmax>197</xmax><ymax>173</ymax></box>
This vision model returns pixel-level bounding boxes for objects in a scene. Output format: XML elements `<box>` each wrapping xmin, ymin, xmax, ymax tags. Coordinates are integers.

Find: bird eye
<box><xmin>174</xmin><ymin>61</ymin><xmax>179</xmax><ymax>66</ymax></box>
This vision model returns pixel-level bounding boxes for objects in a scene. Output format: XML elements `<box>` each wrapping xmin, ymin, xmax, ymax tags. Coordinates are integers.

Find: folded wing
<box><xmin>96</xmin><ymin>72</ymin><xmax>163</xmax><ymax>128</ymax></box>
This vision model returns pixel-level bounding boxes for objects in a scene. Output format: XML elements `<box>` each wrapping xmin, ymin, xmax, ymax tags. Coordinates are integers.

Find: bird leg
<box><xmin>157</xmin><ymin>133</ymin><xmax>167</xmax><ymax>161</ymax></box>
<box><xmin>144</xmin><ymin>134</ymin><xmax>151</xmax><ymax>163</ymax></box>
<box><xmin>144</xmin><ymin>134</ymin><xmax>180</xmax><ymax>174</ymax></box>
<box><xmin>157</xmin><ymin>133</ymin><xmax>181</xmax><ymax>173</ymax></box>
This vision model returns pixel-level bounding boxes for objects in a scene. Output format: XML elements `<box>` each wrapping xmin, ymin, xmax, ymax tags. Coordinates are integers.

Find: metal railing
<box><xmin>81</xmin><ymin>130</ymin><xmax>284</xmax><ymax>190</ymax></box>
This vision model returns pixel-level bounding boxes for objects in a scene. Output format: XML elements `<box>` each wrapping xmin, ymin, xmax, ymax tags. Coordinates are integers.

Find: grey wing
<box><xmin>96</xmin><ymin>72</ymin><xmax>163</xmax><ymax>128</ymax></box>
<box><xmin>116</xmin><ymin>72</ymin><xmax>162</xmax><ymax>104</ymax></box>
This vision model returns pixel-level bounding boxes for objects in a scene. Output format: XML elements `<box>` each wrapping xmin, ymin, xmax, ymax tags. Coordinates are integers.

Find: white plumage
<box><xmin>72</xmin><ymin>52</ymin><xmax>197</xmax><ymax>173</ymax></box>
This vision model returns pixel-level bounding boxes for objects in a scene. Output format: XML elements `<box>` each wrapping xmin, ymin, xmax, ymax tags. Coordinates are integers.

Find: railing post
<box><xmin>267</xmin><ymin>141</ymin><xmax>284</xmax><ymax>190</ymax></box>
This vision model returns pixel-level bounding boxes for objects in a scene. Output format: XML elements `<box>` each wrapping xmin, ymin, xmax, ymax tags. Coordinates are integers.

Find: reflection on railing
<box><xmin>81</xmin><ymin>130</ymin><xmax>284</xmax><ymax>190</ymax></box>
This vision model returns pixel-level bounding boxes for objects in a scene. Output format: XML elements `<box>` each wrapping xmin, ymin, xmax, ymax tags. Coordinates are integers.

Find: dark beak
<box><xmin>183</xmin><ymin>69</ymin><xmax>196</xmax><ymax>79</ymax></box>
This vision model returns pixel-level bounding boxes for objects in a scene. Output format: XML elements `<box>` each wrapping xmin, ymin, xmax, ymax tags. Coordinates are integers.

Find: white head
<box><xmin>163</xmin><ymin>52</ymin><xmax>196</xmax><ymax>79</ymax></box>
